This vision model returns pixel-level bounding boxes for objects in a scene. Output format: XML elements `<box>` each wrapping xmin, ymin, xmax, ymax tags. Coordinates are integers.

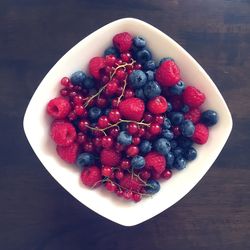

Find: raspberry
<box><xmin>145</xmin><ymin>151</ymin><xmax>166</xmax><ymax>175</ymax></box>
<box><xmin>184</xmin><ymin>108</ymin><xmax>201</xmax><ymax>124</ymax></box>
<box><xmin>50</xmin><ymin>121</ymin><xmax>76</xmax><ymax>146</ymax></box>
<box><xmin>147</xmin><ymin>96</ymin><xmax>168</xmax><ymax>114</ymax></box>
<box><xmin>118</xmin><ymin>97</ymin><xmax>145</xmax><ymax>122</ymax></box>
<box><xmin>192</xmin><ymin>123</ymin><xmax>209</xmax><ymax>144</ymax></box>
<box><xmin>113</xmin><ymin>32</ymin><xmax>133</xmax><ymax>53</ymax></box>
<box><xmin>183</xmin><ymin>86</ymin><xmax>206</xmax><ymax>108</ymax></box>
<box><xmin>56</xmin><ymin>142</ymin><xmax>79</xmax><ymax>163</ymax></box>
<box><xmin>155</xmin><ymin>60</ymin><xmax>180</xmax><ymax>87</ymax></box>
<box><xmin>47</xmin><ymin>97</ymin><xmax>71</xmax><ymax>119</ymax></box>
<box><xmin>88</xmin><ymin>57</ymin><xmax>106</xmax><ymax>80</ymax></box>
<box><xmin>80</xmin><ymin>166</ymin><xmax>102</xmax><ymax>188</ymax></box>
<box><xmin>100</xmin><ymin>149</ymin><xmax>121</xmax><ymax>167</ymax></box>
<box><xmin>119</xmin><ymin>173</ymin><xmax>143</xmax><ymax>192</ymax></box>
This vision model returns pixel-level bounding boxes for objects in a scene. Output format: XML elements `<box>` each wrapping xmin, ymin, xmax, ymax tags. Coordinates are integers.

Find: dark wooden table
<box><xmin>1</xmin><ymin>1</ymin><xmax>250</xmax><ymax>249</ymax></box>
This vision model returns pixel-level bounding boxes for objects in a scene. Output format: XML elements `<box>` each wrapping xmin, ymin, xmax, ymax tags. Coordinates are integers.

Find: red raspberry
<box><xmin>145</xmin><ymin>151</ymin><xmax>166</xmax><ymax>175</ymax></box>
<box><xmin>155</xmin><ymin>60</ymin><xmax>180</xmax><ymax>87</ymax></box>
<box><xmin>113</xmin><ymin>32</ymin><xmax>133</xmax><ymax>53</ymax></box>
<box><xmin>88</xmin><ymin>57</ymin><xmax>106</xmax><ymax>80</ymax></box>
<box><xmin>118</xmin><ymin>97</ymin><xmax>145</xmax><ymax>122</ymax></box>
<box><xmin>119</xmin><ymin>173</ymin><xmax>143</xmax><ymax>192</ymax></box>
<box><xmin>56</xmin><ymin>142</ymin><xmax>79</xmax><ymax>164</ymax></box>
<box><xmin>50</xmin><ymin>121</ymin><xmax>76</xmax><ymax>146</ymax></box>
<box><xmin>47</xmin><ymin>97</ymin><xmax>71</xmax><ymax>119</ymax></box>
<box><xmin>80</xmin><ymin>166</ymin><xmax>102</xmax><ymax>188</ymax></box>
<box><xmin>183</xmin><ymin>86</ymin><xmax>206</xmax><ymax>108</ymax></box>
<box><xmin>147</xmin><ymin>96</ymin><xmax>168</xmax><ymax>114</ymax></box>
<box><xmin>100</xmin><ymin>149</ymin><xmax>121</xmax><ymax>167</ymax></box>
<box><xmin>184</xmin><ymin>108</ymin><xmax>201</xmax><ymax>124</ymax></box>
<box><xmin>192</xmin><ymin>123</ymin><xmax>209</xmax><ymax>144</ymax></box>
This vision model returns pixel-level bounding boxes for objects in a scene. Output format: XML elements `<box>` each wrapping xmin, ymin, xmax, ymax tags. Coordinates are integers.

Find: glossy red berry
<box><xmin>60</xmin><ymin>77</ymin><xmax>71</xmax><ymax>87</ymax></box>
<box><xmin>154</xmin><ymin>115</ymin><xmax>164</xmax><ymax>125</ymax></box>
<box><xmin>111</xmin><ymin>98</ymin><xmax>119</xmax><ymax>108</ymax></box>
<box><xmin>143</xmin><ymin>112</ymin><xmax>153</xmax><ymax>123</ymax></box>
<box><xmin>140</xmin><ymin>170</ymin><xmax>151</xmax><ymax>180</ymax></box>
<box><xmin>120</xmin><ymin>159</ymin><xmax>131</xmax><ymax>169</ymax></box>
<box><xmin>161</xmin><ymin>169</ymin><xmax>172</xmax><ymax>180</ymax></box>
<box><xmin>60</xmin><ymin>88</ymin><xmax>69</xmax><ymax>97</ymax></box>
<box><xmin>149</xmin><ymin>122</ymin><xmax>162</xmax><ymax>135</ymax></box>
<box><xmin>132</xmin><ymin>137</ymin><xmax>141</xmax><ymax>145</ymax></box>
<box><xmin>132</xmin><ymin>193</ymin><xmax>142</xmax><ymax>202</ymax></box>
<box><xmin>120</xmin><ymin>52</ymin><xmax>131</xmax><ymax>62</ymax></box>
<box><xmin>115</xmin><ymin>170</ymin><xmax>124</xmax><ymax>180</ymax></box>
<box><xmin>108</xmin><ymin>109</ymin><xmax>121</xmax><ymax>123</ymax></box>
<box><xmin>105</xmin><ymin>80</ymin><xmax>118</xmax><ymax>96</ymax></box>
<box><xmin>108</xmin><ymin>127</ymin><xmax>119</xmax><ymax>138</ymax></box>
<box><xmin>105</xmin><ymin>182</ymin><xmax>117</xmax><ymax>192</ymax></box>
<box><xmin>127</xmin><ymin>123</ymin><xmax>138</xmax><ymax>135</ymax></box>
<box><xmin>78</xmin><ymin>119</ymin><xmax>89</xmax><ymax>132</ymax></box>
<box><xmin>134</xmin><ymin>63</ymin><xmax>142</xmax><ymax>70</ymax></box>
<box><xmin>102</xmin><ymin>166</ymin><xmax>113</xmax><ymax>177</ymax></box>
<box><xmin>172</xmin><ymin>126</ymin><xmax>181</xmax><ymax>137</ymax></box>
<box><xmin>116</xmin><ymin>189</ymin><xmax>124</xmax><ymax>197</ymax></box>
<box><xmin>93</xmin><ymin>137</ymin><xmax>102</xmax><ymax>147</ymax></box>
<box><xmin>115</xmin><ymin>69</ymin><xmax>126</xmax><ymax>81</ymax></box>
<box><xmin>137</xmin><ymin>127</ymin><xmax>146</xmax><ymax>137</ymax></box>
<box><xmin>126</xmin><ymin>145</ymin><xmax>139</xmax><ymax>157</ymax></box>
<box><xmin>83</xmin><ymin>141</ymin><xmax>94</xmax><ymax>153</ymax></box>
<box><xmin>115</xmin><ymin>142</ymin><xmax>125</xmax><ymax>152</ymax></box>
<box><xmin>105</xmin><ymin>54</ymin><xmax>116</xmax><ymax>67</ymax></box>
<box><xmin>68</xmin><ymin>111</ymin><xmax>77</xmax><ymax>121</ymax></box>
<box><xmin>77</xmin><ymin>132</ymin><xmax>87</xmax><ymax>144</ymax></box>
<box><xmin>124</xmin><ymin>88</ymin><xmax>135</xmax><ymax>99</ymax></box>
<box><xmin>98</xmin><ymin>116</ymin><xmax>109</xmax><ymax>128</ymax></box>
<box><xmin>74</xmin><ymin>105</ymin><xmax>85</xmax><ymax>116</ymax></box>
<box><xmin>96</xmin><ymin>96</ymin><xmax>107</xmax><ymax>108</ymax></box>
<box><xmin>101</xmin><ymin>136</ymin><xmax>113</xmax><ymax>148</ymax></box>
<box><xmin>123</xmin><ymin>190</ymin><xmax>133</xmax><ymax>200</ymax></box>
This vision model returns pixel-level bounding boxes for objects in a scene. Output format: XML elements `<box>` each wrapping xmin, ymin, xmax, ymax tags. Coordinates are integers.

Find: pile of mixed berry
<box><xmin>46</xmin><ymin>32</ymin><xmax>218</xmax><ymax>202</ymax></box>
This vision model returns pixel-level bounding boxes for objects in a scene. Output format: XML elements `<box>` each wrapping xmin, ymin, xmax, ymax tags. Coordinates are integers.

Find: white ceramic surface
<box><xmin>23</xmin><ymin>18</ymin><xmax>232</xmax><ymax>226</ymax></box>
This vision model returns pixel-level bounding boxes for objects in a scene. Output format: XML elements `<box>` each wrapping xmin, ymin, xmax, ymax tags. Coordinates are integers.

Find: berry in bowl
<box><xmin>23</xmin><ymin>18</ymin><xmax>232</xmax><ymax>226</ymax></box>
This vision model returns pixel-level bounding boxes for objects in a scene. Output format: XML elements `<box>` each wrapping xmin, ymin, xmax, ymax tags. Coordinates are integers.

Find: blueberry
<box><xmin>146</xmin><ymin>179</ymin><xmax>160</xmax><ymax>194</ymax></box>
<box><xmin>83</xmin><ymin>77</ymin><xmax>95</xmax><ymax>89</ymax></box>
<box><xmin>88</xmin><ymin>106</ymin><xmax>102</xmax><ymax>121</ymax></box>
<box><xmin>139</xmin><ymin>140</ymin><xmax>152</xmax><ymax>154</ymax></box>
<box><xmin>158</xmin><ymin>57</ymin><xmax>174</xmax><ymax>66</ymax></box>
<box><xmin>145</xmin><ymin>70</ymin><xmax>155</xmax><ymax>81</ymax></box>
<box><xmin>166</xmin><ymin>152</ymin><xmax>175</xmax><ymax>167</ymax></box>
<box><xmin>70</xmin><ymin>71</ymin><xmax>86</xmax><ymax>85</ymax></box>
<box><xmin>136</xmin><ymin>49</ymin><xmax>152</xmax><ymax>64</ymax></box>
<box><xmin>103</xmin><ymin>108</ymin><xmax>111</xmax><ymax>116</ymax></box>
<box><xmin>143</xmin><ymin>81</ymin><xmax>162</xmax><ymax>99</ymax></box>
<box><xmin>76</xmin><ymin>153</ymin><xmax>95</xmax><ymax>168</ymax></box>
<box><xmin>168</xmin><ymin>112</ymin><xmax>184</xmax><ymax>125</ymax></box>
<box><xmin>201</xmin><ymin>110</ymin><xmax>218</xmax><ymax>126</ymax></box>
<box><xmin>170</xmin><ymin>140</ymin><xmax>178</xmax><ymax>149</ymax></box>
<box><xmin>184</xmin><ymin>147</ymin><xmax>197</xmax><ymax>161</ymax></box>
<box><xmin>173</xmin><ymin>147</ymin><xmax>183</xmax><ymax>157</ymax></box>
<box><xmin>167</xmin><ymin>102</ymin><xmax>173</xmax><ymax>112</ymax></box>
<box><xmin>177</xmin><ymin>136</ymin><xmax>193</xmax><ymax>148</ymax></box>
<box><xmin>162</xmin><ymin>129</ymin><xmax>174</xmax><ymax>140</ymax></box>
<box><xmin>174</xmin><ymin>156</ymin><xmax>187</xmax><ymax>170</ymax></box>
<box><xmin>181</xmin><ymin>105</ymin><xmax>190</xmax><ymax>113</ymax></box>
<box><xmin>119</xmin><ymin>122</ymin><xmax>128</xmax><ymax>131</ymax></box>
<box><xmin>163</xmin><ymin>117</ymin><xmax>171</xmax><ymax>129</ymax></box>
<box><xmin>169</xmin><ymin>81</ymin><xmax>185</xmax><ymax>95</ymax></box>
<box><xmin>117</xmin><ymin>131</ymin><xmax>132</xmax><ymax>145</ymax></box>
<box><xmin>131</xmin><ymin>155</ymin><xmax>145</xmax><ymax>169</ymax></box>
<box><xmin>180</xmin><ymin>120</ymin><xmax>195</xmax><ymax>137</ymax></box>
<box><xmin>104</xmin><ymin>47</ymin><xmax>119</xmax><ymax>57</ymax></box>
<box><xmin>128</xmin><ymin>70</ymin><xmax>147</xmax><ymax>89</ymax></box>
<box><xmin>133</xmin><ymin>36</ymin><xmax>146</xmax><ymax>48</ymax></box>
<box><xmin>154</xmin><ymin>138</ymin><xmax>171</xmax><ymax>155</ymax></box>
<box><xmin>143</xmin><ymin>60</ymin><xmax>156</xmax><ymax>70</ymax></box>
<box><xmin>135</xmin><ymin>88</ymin><xmax>147</xmax><ymax>101</ymax></box>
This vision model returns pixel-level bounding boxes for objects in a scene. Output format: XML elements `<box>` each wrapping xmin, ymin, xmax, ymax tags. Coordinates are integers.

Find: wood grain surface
<box><xmin>0</xmin><ymin>0</ymin><xmax>250</xmax><ymax>249</ymax></box>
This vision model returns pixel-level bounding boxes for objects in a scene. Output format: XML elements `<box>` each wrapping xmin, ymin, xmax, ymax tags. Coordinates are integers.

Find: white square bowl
<box><xmin>23</xmin><ymin>18</ymin><xmax>233</xmax><ymax>226</ymax></box>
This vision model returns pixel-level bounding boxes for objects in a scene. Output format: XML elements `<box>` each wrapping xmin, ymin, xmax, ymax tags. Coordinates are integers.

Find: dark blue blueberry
<box><xmin>146</xmin><ymin>179</ymin><xmax>160</xmax><ymax>194</ymax></box>
<box><xmin>133</xmin><ymin>36</ymin><xmax>146</xmax><ymax>48</ymax></box>
<box><xmin>174</xmin><ymin>156</ymin><xmax>187</xmax><ymax>170</ymax></box>
<box><xmin>83</xmin><ymin>77</ymin><xmax>95</xmax><ymax>89</ymax></box>
<box><xmin>136</xmin><ymin>49</ymin><xmax>152</xmax><ymax>64</ymax></box>
<box><xmin>180</xmin><ymin>120</ymin><xmax>195</xmax><ymax>137</ymax></box>
<box><xmin>145</xmin><ymin>70</ymin><xmax>155</xmax><ymax>81</ymax></box>
<box><xmin>70</xmin><ymin>71</ymin><xmax>86</xmax><ymax>85</ymax></box>
<box><xmin>76</xmin><ymin>153</ymin><xmax>95</xmax><ymax>168</ymax></box>
<box><xmin>162</xmin><ymin>129</ymin><xmax>174</xmax><ymax>140</ymax></box>
<box><xmin>119</xmin><ymin>122</ymin><xmax>128</xmax><ymax>131</ymax></box>
<box><xmin>143</xmin><ymin>81</ymin><xmax>161</xmax><ymax>99</ymax></box>
<box><xmin>166</xmin><ymin>102</ymin><xmax>172</xmax><ymax>112</ymax></box>
<box><xmin>117</xmin><ymin>131</ymin><xmax>132</xmax><ymax>145</ymax></box>
<box><xmin>128</xmin><ymin>70</ymin><xmax>147</xmax><ymax>89</ymax></box>
<box><xmin>173</xmin><ymin>147</ymin><xmax>183</xmax><ymax>157</ymax></box>
<box><xmin>104</xmin><ymin>47</ymin><xmax>119</xmax><ymax>57</ymax></box>
<box><xmin>177</xmin><ymin>136</ymin><xmax>193</xmax><ymax>148</ymax></box>
<box><xmin>170</xmin><ymin>140</ymin><xmax>178</xmax><ymax>149</ymax></box>
<box><xmin>201</xmin><ymin>110</ymin><xmax>218</xmax><ymax>127</ymax></box>
<box><xmin>88</xmin><ymin>88</ymin><xmax>97</xmax><ymax>95</ymax></box>
<box><xmin>154</xmin><ymin>138</ymin><xmax>171</xmax><ymax>155</ymax></box>
<box><xmin>158</xmin><ymin>57</ymin><xmax>174</xmax><ymax>66</ymax></box>
<box><xmin>135</xmin><ymin>88</ymin><xmax>147</xmax><ymax>101</ymax></box>
<box><xmin>103</xmin><ymin>108</ymin><xmax>111</xmax><ymax>116</ymax></box>
<box><xmin>184</xmin><ymin>147</ymin><xmax>197</xmax><ymax>161</ymax></box>
<box><xmin>166</xmin><ymin>152</ymin><xmax>175</xmax><ymax>167</ymax></box>
<box><xmin>143</xmin><ymin>60</ymin><xmax>156</xmax><ymax>71</ymax></box>
<box><xmin>168</xmin><ymin>112</ymin><xmax>184</xmax><ymax>125</ymax></box>
<box><xmin>88</xmin><ymin>106</ymin><xmax>102</xmax><ymax>121</ymax></box>
<box><xmin>139</xmin><ymin>140</ymin><xmax>152</xmax><ymax>154</ymax></box>
<box><xmin>181</xmin><ymin>105</ymin><xmax>190</xmax><ymax>113</ymax></box>
<box><xmin>131</xmin><ymin>155</ymin><xmax>145</xmax><ymax>169</ymax></box>
<box><xmin>169</xmin><ymin>81</ymin><xmax>185</xmax><ymax>95</ymax></box>
<box><xmin>163</xmin><ymin>117</ymin><xmax>171</xmax><ymax>129</ymax></box>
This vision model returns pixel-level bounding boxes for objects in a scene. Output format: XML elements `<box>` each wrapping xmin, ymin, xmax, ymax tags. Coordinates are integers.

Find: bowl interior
<box><xmin>23</xmin><ymin>18</ymin><xmax>232</xmax><ymax>226</ymax></box>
